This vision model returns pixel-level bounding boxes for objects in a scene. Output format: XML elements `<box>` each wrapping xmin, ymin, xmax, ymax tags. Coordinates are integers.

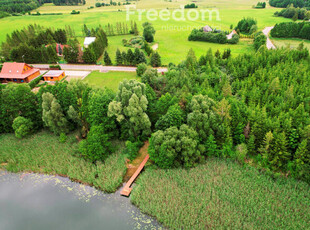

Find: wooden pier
<box><xmin>120</xmin><ymin>154</ymin><xmax>149</xmax><ymax>197</ymax></box>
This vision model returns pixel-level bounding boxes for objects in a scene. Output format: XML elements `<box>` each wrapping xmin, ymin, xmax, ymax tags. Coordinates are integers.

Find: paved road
<box><xmin>33</xmin><ymin>64</ymin><xmax>168</xmax><ymax>73</ymax></box>
<box><xmin>262</xmin><ymin>27</ymin><xmax>276</xmax><ymax>50</ymax></box>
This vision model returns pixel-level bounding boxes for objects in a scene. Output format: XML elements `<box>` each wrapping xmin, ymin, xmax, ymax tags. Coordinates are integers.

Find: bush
<box><xmin>49</xmin><ymin>65</ymin><xmax>61</xmax><ymax>70</ymax></box>
<box><xmin>70</xmin><ymin>10</ymin><xmax>80</xmax><ymax>14</ymax></box>
<box><xmin>253</xmin><ymin>32</ymin><xmax>267</xmax><ymax>50</ymax></box>
<box><xmin>136</xmin><ymin>63</ymin><xmax>148</xmax><ymax>77</ymax></box>
<box><xmin>235</xmin><ymin>143</ymin><xmax>248</xmax><ymax>163</ymax></box>
<box><xmin>188</xmin><ymin>29</ymin><xmax>230</xmax><ymax>44</ymax></box>
<box><xmin>79</xmin><ymin>125</ymin><xmax>112</xmax><ymax>163</ymax></box>
<box><xmin>59</xmin><ymin>133</ymin><xmax>67</xmax><ymax>143</ymax></box>
<box><xmin>28</xmin><ymin>75</ymin><xmax>42</xmax><ymax>89</ymax></box>
<box><xmin>12</xmin><ymin>116</ymin><xmax>33</xmax><ymax>139</ymax></box>
<box><xmin>124</xmin><ymin>140</ymin><xmax>143</xmax><ymax>160</ymax></box>
<box><xmin>184</xmin><ymin>3</ymin><xmax>198</xmax><ymax>8</ymax></box>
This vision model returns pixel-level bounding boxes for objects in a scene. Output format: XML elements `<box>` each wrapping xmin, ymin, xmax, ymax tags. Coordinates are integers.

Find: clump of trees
<box><xmin>253</xmin><ymin>32</ymin><xmax>267</xmax><ymax>50</ymax></box>
<box><xmin>1</xmin><ymin>24</ymin><xmax>73</xmax><ymax>63</ymax></box>
<box><xmin>188</xmin><ymin>29</ymin><xmax>239</xmax><ymax>44</ymax></box>
<box><xmin>235</xmin><ymin>18</ymin><xmax>257</xmax><ymax>34</ymax></box>
<box><xmin>274</xmin><ymin>5</ymin><xmax>310</xmax><ymax>20</ymax></box>
<box><xmin>271</xmin><ymin>22</ymin><xmax>310</xmax><ymax>40</ymax></box>
<box><xmin>143</xmin><ymin>22</ymin><xmax>156</xmax><ymax>43</ymax></box>
<box><xmin>0</xmin><ymin>0</ymin><xmax>42</xmax><ymax>14</ymax></box>
<box><xmin>184</xmin><ymin>3</ymin><xmax>198</xmax><ymax>8</ymax></box>
<box><xmin>254</xmin><ymin>2</ymin><xmax>266</xmax><ymax>8</ymax></box>
<box><xmin>270</xmin><ymin>0</ymin><xmax>310</xmax><ymax>8</ymax></box>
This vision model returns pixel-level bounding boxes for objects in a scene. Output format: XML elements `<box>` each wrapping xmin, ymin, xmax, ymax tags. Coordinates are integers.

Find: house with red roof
<box><xmin>0</xmin><ymin>62</ymin><xmax>41</xmax><ymax>83</ymax></box>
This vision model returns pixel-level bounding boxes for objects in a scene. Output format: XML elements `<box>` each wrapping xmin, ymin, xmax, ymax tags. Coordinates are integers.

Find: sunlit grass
<box><xmin>83</xmin><ymin>71</ymin><xmax>138</xmax><ymax>91</ymax></box>
<box><xmin>131</xmin><ymin>158</ymin><xmax>310</xmax><ymax>229</ymax></box>
<box><xmin>0</xmin><ymin>132</ymin><xmax>127</xmax><ymax>193</ymax></box>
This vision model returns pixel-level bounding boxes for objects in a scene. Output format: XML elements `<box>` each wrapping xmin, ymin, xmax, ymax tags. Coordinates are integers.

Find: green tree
<box><xmin>136</xmin><ymin>63</ymin><xmax>148</xmax><ymax>77</ymax></box>
<box><xmin>149</xmin><ymin>124</ymin><xmax>201</xmax><ymax>168</ymax></box>
<box><xmin>108</xmin><ymin>79</ymin><xmax>151</xmax><ymax>139</ymax></box>
<box><xmin>155</xmin><ymin>104</ymin><xmax>185</xmax><ymax>131</ymax></box>
<box><xmin>83</xmin><ymin>48</ymin><xmax>96</xmax><ymax>64</ymax></box>
<box><xmin>115</xmin><ymin>48</ymin><xmax>123</xmax><ymax>66</ymax></box>
<box><xmin>79</xmin><ymin>125</ymin><xmax>112</xmax><ymax>163</ymax></box>
<box><xmin>205</xmin><ymin>134</ymin><xmax>218</xmax><ymax>157</ymax></box>
<box><xmin>142</xmin><ymin>22</ymin><xmax>156</xmax><ymax>42</ymax></box>
<box><xmin>150</xmin><ymin>51</ymin><xmax>161</xmax><ymax>67</ymax></box>
<box><xmin>42</xmin><ymin>92</ymin><xmax>69</xmax><ymax>135</ymax></box>
<box><xmin>12</xmin><ymin>116</ymin><xmax>33</xmax><ymax>139</ymax></box>
<box><xmin>104</xmin><ymin>51</ymin><xmax>112</xmax><ymax>65</ymax></box>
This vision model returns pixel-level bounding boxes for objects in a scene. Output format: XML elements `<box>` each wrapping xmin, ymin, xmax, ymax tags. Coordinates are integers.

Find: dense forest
<box><xmin>0</xmin><ymin>0</ymin><xmax>41</xmax><ymax>13</ymax></box>
<box><xmin>269</xmin><ymin>0</ymin><xmax>310</xmax><ymax>8</ymax></box>
<box><xmin>1</xmin><ymin>46</ymin><xmax>309</xmax><ymax>184</ymax></box>
<box><xmin>271</xmin><ymin>22</ymin><xmax>310</xmax><ymax>40</ymax></box>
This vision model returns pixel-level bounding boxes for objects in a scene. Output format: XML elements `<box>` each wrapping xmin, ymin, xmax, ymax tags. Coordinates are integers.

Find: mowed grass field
<box><xmin>0</xmin><ymin>0</ymin><xmax>292</xmax><ymax>65</ymax></box>
<box><xmin>131</xmin><ymin>158</ymin><xmax>310</xmax><ymax>229</ymax></box>
<box><xmin>0</xmin><ymin>132</ymin><xmax>127</xmax><ymax>193</ymax></box>
<box><xmin>83</xmin><ymin>71</ymin><xmax>138</xmax><ymax>91</ymax></box>
<box><xmin>271</xmin><ymin>37</ymin><xmax>310</xmax><ymax>50</ymax></box>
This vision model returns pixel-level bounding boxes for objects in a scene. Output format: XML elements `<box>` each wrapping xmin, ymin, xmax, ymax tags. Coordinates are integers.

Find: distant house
<box><xmin>203</xmin><ymin>25</ymin><xmax>213</xmax><ymax>32</ymax></box>
<box><xmin>43</xmin><ymin>70</ymin><xmax>66</xmax><ymax>82</ymax></box>
<box><xmin>84</xmin><ymin>37</ymin><xmax>96</xmax><ymax>48</ymax></box>
<box><xmin>0</xmin><ymin>62</ymin><xmax>40</xmax><ymax>83</ymax></box>
<box><xmin>226</xmin><ymin>30</ymin><xmax>237</xmax><ymax>40</ymax></box>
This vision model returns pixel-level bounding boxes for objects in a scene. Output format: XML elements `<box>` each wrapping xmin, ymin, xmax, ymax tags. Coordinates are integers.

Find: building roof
<box><xmin>43</xmin><ymin>70</ymin><xmax>65</xmax><ymax>77</ymax></box>
<box><xmin>0</xmin><ymin>62</ymin><xmax>40</xmax><ymax>79</ymax></box>
<box><xmin>226</xmin><ymin>30</ymin><xmax>237</xmax><ymax>40</ymax></box>
<box><xmin>203</xmin><ymin>25</ymin><xmax>213</xmax><ymax>32</ymax></box>
<box><xmin>84</xmin><ymin>37</ymin><xmax>96</xmax><ymax>46</ymax></box>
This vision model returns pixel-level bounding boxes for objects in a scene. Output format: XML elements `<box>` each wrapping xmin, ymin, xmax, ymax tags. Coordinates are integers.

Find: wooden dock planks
<box><xmin>120</xmin><ymin>154</ymin><xmax>150</xmax><ymax>197</ymax></box>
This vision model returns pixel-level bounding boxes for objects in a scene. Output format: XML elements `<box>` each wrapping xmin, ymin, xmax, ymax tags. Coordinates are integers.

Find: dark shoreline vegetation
<box><xmin>1</xmin><ymin>45</ymin><xmax>310</xmax><ymax>229</ymax></box>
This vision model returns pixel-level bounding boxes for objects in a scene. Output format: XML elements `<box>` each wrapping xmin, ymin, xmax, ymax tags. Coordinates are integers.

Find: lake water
<box><xmin>0</xmin><ymin>170</ymin><xmax>162</xmax><ymax>230</ymax></box>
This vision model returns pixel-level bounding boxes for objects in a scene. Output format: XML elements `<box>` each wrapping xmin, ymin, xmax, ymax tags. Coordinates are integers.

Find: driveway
<box><xmin>262</xmin><ymin>27</ymin><xmax>276</xmax><ymax>50</ymax></box>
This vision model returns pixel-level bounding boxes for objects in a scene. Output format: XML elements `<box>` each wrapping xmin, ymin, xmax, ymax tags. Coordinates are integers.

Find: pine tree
<box><xmin>115</xmin><ymin>49</ymin><xmax>123</xmax><ymax>66</ymax></box>
<box><xmin>122</xmin><ymin>51</ymin><xmax>127</xmax><ymax>66</ymax></box>
<box><xmin>82</xmin><ymin>48</ymin><xmax>96</xmax><ymax>64</ymax></box>
<box><xmin>150</xmin><ymin>51</ymin><xmax>161</xmax><ymax>67</ymax></box>
<box><xmin>103</xmin><ymin>51</ymin><xmax>112</xmax><ymax>65</ymax></box>
<box><xmin>126</xmin><ymin>49</ymin><xmax>134</xmax><ymax>66</ymax></box>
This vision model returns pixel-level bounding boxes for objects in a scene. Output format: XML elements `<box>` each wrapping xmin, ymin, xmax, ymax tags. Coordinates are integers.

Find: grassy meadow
<box><xmin>0</xmin><ymin>132</ymin><xmax>127</xmax><ymax>193</ymax></box>
<box><xmin>272</xmin><ymin>37</ymin><xmax>310</xmax><ymax>50</ymax></box>
<box><xmin>131</xmin><ymin>158</ymin><xmax>310</xmax><ymax>229</ymax></box>
<box><xmin>83</xmin><ymin>71</ymin><xmax>138</xmax><ymax>91</ymax></box>
<box><xmin>0</xmin><ymin>1</ymin><xmax>293</xmax><ymax>64</ymax></box>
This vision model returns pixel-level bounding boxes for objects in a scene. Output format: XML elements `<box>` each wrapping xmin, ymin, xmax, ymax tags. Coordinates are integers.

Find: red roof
<box><xmin>0</xmin><ymin>62</ymin><xmax>40</xmax><ymax>79</ymax></box>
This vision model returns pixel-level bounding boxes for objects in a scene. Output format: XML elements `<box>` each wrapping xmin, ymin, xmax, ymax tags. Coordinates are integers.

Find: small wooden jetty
<box><xmin>120</xmin><ymin>154</ymin><xmax>149</xmax><ymax>197</ymax></box>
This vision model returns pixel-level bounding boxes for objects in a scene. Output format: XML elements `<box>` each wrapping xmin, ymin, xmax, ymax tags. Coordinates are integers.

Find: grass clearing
<box><xmin>271</xmin><ymin>37</ymin><xmax>310</xmax><ymax>51</ymax></box>
<box><xmin>131</xmin><ymin>158</ymin><xmax>310</xmax><ymax>229</ymax></box>
<box><xmin>83</xmin><ymin>71</ymin><xmax>138</xmax><ymax>91</ymax></box>
<box><xmin>0</xmin><ymin>132</ymin><xmax>127</xmax><ymax>193</ymax></box>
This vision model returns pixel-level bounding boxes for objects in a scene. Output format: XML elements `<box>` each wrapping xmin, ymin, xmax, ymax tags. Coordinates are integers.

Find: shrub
<box><xmin>188</xmin><ymin>29</ymin><xmax>229</xmax><ymax>44</ymax></box>
<box><xmin>235</xmin><ymin>143</ymin><xmax>248</xmax><ymax>163</ymax></box>
<box><xmin>124</xmin><ymin>140</ymin><xmax>143</xmax><ymax>160</ymax></box>
<box><xmin>59</xmin><ymin>133</ymin><xmax>67</xmax><ymax>143</ymax></box>
<box><xmin>253</xmin><ymin>32</ymin><xmax>267</xmax><ymax>50</ymax></box>
<box><xmin>136</xmin><ymin>63</ymin><xmax>148</xmax><ymax>77</ymax></box>
<box><xmin>12</xmin><ymin>116</ymin><xmax>33</xmax><ymax>139</ymax></box>
<box><xmin>79</xmin><ymin>125</ymin><xmax>112</xmax><ymax>163</ymax></box>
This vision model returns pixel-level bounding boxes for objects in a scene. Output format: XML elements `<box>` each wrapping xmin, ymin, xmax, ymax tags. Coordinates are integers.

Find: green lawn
<box><xmin>0</xmin><ymin>3</ymin><xmax>292</xmax><ymax>64</ymax></box>
<box><xmin>131</xmin><ymin>158</ymin><xmax>310</xmax><ymax>229</ymax></box>
<box><xmin>83</xmin><ymin>71</ymin><xmax>138</xmax><ymax>91</ymax></box>
<box><xmin>271</xmin><ymin>37</ymin><xmax>310</xmax><ymax>51</ymax></box>
<box><xmin>0</xmin><ymin>132</ymin><xmax>127</xmax><ymax>193</ymax></box>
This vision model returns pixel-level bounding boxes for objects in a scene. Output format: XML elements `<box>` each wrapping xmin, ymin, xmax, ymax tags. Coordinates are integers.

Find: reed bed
<box><xmin>131</xmin><ymin>158</ymin><xmax>310</xmax><ymax>229</ymax></box>
<box><xmin>0</xmin><ymin>132</ymin><xmax>127</xmax><ymax>193</ymax></box>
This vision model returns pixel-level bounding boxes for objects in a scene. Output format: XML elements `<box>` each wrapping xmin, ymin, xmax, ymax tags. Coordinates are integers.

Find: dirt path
<box><xmin>152</xmin><ymin>43</ymin><xmax>158</xmax><ymax>51</ymax></box>
<box><xmin>124</xmin><ymin>141</ymin><xmax>149</xmax><ymax>182</ymax></box>
<box><xmin>262</xmin><ymin>26</ymin><xmax>276</xmax><ymax>50</ymax></box>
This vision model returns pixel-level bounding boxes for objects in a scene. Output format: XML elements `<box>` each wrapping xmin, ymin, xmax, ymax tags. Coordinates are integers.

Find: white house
<box><xmin>83</xmin><ymin>37</ymin><xmax>96</xmax><ymax>48</ymax></box>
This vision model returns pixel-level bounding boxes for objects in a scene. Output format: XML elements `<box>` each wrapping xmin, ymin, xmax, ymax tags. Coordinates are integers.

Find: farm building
<box><xmin>203</xmin><ymin>25</ymin><xmax>213</xmax><ymax>32</ymax></box>
<box><xmin>84</xmin><ymin>37</ymin><xmax>96</xmax><ymax>48</ymax></box>
<box><xmin>0</xmin><ymin>62</ymin><xmax>40</xmax><ymax>83</ymax></box>
<box><xmin>43</xmin><ymin>70</ymin><xmax>66</xmax><ymax>82</ymax></box>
